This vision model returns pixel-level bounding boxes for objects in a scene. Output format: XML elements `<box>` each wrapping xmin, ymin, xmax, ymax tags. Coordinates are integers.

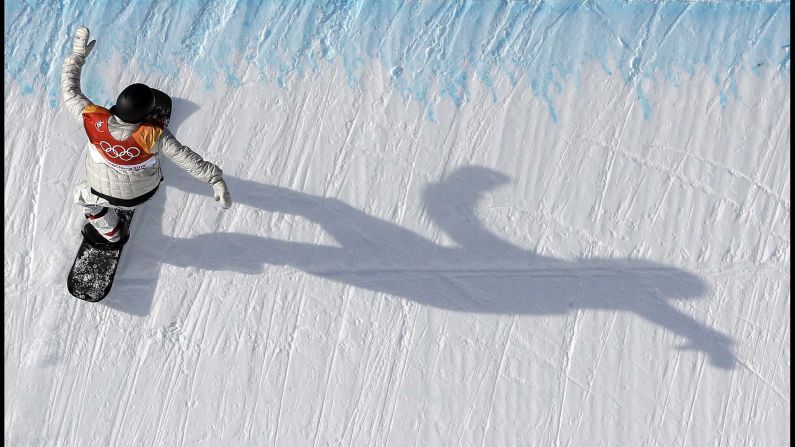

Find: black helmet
<box><xmin>111</xmin><ymin>83</ymin><xmax>155</xmax><ymax>123</ymax></box>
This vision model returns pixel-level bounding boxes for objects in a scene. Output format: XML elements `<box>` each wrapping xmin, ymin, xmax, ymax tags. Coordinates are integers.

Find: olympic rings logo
<box><xmin>98</xmin><ymin>141</ymin><xmax>141</xmax><ymax>161</ymax></box>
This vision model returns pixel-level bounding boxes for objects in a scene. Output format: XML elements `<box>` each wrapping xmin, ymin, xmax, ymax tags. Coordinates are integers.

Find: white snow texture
<box><xmin>4</xmin><ymin>1</ymin><xmax>790</xmax><ymax>446</ymax></box>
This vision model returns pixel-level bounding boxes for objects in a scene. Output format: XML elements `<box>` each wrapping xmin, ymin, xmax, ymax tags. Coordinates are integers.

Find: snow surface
<box><xmin>4</xmin><ymin>1</ymin><xmax>790</xmax><ymax>446</ymax></box>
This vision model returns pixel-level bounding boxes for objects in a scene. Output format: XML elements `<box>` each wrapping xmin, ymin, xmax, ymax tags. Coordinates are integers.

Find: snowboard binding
<box><xmin>81</xmin><ymin>220</ymin><xmax>130</xmax><ymax>250</ymax></box>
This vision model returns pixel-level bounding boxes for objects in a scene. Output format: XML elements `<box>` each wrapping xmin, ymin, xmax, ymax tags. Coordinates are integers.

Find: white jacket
<box><xmin>61</xmin><ymin>52</ymin><xmax>222</xmax><ymax>202</ymax></box>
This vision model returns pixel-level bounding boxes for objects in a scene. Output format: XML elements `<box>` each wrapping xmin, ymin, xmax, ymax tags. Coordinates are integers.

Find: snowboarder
<box><xmin>61</xmin><ymin>26</ymin><xmax>232</xmax><ymax>248</ymax></box>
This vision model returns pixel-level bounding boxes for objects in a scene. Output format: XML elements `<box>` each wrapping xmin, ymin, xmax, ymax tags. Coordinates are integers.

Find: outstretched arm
<box><xmin>157</xmin><ymin>129</ymin><xmax>232</xmax><ymax>208</ymax></box>
<box><xmin>61</xmin><ymin>26</ymin><xmax>96</xmax><ymax>121</ymax></box>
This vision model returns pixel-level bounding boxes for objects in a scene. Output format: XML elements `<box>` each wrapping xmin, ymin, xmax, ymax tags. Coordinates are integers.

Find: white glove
<box><xmin>210</xmin><ymin>176</ymin><xmax>232</xmax><ymax>209</ymax></box>
<box><xmin>72</xmin><ymin>26</ymin><xmax>96</xmax><ymax>58</ymax></box>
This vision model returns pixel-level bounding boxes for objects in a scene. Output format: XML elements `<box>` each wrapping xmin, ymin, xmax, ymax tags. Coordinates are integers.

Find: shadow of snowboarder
<box><xmin>108</xmin><ymin>165</ymin><xmax>736</xmax><ymax>369</ymax></box>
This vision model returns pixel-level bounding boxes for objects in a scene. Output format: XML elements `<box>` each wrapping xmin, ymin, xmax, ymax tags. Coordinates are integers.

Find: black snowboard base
<box><xmin>67</xmin><ymin>209</ymin><xmax>134</xmax><ymax>302</ymax></box>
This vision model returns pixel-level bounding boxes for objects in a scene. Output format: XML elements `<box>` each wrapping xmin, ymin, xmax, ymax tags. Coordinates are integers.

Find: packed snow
<box><xmin>4</xmin><ymin>1</ymin><xmax>790</xmax><ymax>446</ymax></box>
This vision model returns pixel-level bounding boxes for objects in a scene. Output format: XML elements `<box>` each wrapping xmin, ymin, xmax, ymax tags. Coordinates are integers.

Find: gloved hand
<box><xmin>210</xmin><ymin>176</ymin><xmax>232</xmax><ymax>209</ymax></box>
<box><xmin>72</xmin><ymin>26</ymin><xmax>96</xmax><ymax>58</ymax></box>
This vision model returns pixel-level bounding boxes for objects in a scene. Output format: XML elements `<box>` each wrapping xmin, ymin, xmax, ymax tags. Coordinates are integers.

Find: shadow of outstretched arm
<box><xmin>634</xmin><ymin>299</ymin><xmax>735</xmax><ymax>369</ymax></box>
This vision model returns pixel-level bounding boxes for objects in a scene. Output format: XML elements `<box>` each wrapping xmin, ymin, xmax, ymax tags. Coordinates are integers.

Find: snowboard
<box><xmin>67</xmin><ymin>209</ymin><xmax>135</xmax><ymax>301</ymax></box>
<box><xmin>67</xmin><ymin>89</ymin><xmax>171</xmax><ymax>302</ymax></box>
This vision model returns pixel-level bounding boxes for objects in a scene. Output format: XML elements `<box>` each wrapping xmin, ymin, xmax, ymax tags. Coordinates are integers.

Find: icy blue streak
<box><xmin>3</xmin><ymin>0</ymin><xmax>791</xmax><ymax>118</ymax></box>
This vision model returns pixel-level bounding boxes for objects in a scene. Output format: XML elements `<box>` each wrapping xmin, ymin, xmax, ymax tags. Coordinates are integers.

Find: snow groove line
<box><xmin>410</xmin><ymin>310</ymin><xmax>449</xmax><ymax>447</ymax></box>
<box><xmin>109</xmin><ymin>334</ymin><xmax>155</xmax><ymax>447</ymax></box>
<box><xmin>177</xmin><ymin>275</ymin><xmax>216</xmax><ymax>447</ymax></box>
<box><xmin>311</xmin><ymin>286</ymin><xmax>353</xmax><ymax>447</ymax></box>
<box><xmin>304</xmin><ymin>63</ymin><xmax>340</xmax><ymax>196</ymax></box>
<box><xmin>541</xmin><ymin>130</ymin><xmax>579</xmax><ymax>201</ymax></box>
<box><xmin>242</xmin><ymin>282</ymin><xmax>282</xmax><ymax>444</ymax></box>
<box><xmin>24</xmin><ymin>106</ymin><xmax>57</xmax><ymax>288</ymax></box>
<box><xmin>753</xmin><ymin>116</ymin><xmax>790</xmax><ymax>263</ymax></box>
<box><xmin>648</xmin><ymin>152</ymin><xmax>688</xmax><ymax>227</ymax></box>
<box><xmin>45</xmin><ymin>303</ymin><xmax>81</xmax><ymax>443</ymax></box>
<box><xmin>348</xmin><ymin>291</ymin><xmax>408</xmax><ymax>443</ymax></box>
<box><xmin>625</xmin><ymin>2</ymin><xmax>660</xmax><ymax>84</ymax></box>
<box><xmin>324</xmin><ymin>74</ymin><xmax>363</xmax><ymax>197</ymax></box>
<box><xmin>610</xmin><ymin>143</ymin><xmax>791</xmax><ymax>210</ymax></box>
<box><xmin>393</xmin><ymin>100</ymin><xmax>425</xmax><ymax>225</ymax></box>
<box><xmin>716</xmin><ymin>349</ymin><xmax>742</xmax><ymax>447</ymax></box>
<box><xmin>371</xmin><ymin>307</ymin><xmax>409</xmax><ymax>445</ymax></box>
<box><xmin>142</xmin><ymin>339</ymin><xmax>186</xmax><ymax>446</ymax></box>
<box><xmin>719</xmin><ymin>2</ymin><xmax>784</xmax><ymax>98</ymax></box>
<box><xmin>271</xmin><ymin>288</ymin><xmax>308</xmax><ymax>446</ymax></box>
<box><xmin>680</xmin><ymin>354</ymin><xmax>707</xmax><ymax>447</ymax></box>
<box><xmin>344</xmin><ymin>294</ymin><xmax>395</xmax><ymax>444</ymax></box>
<box><xmin>272</xmin><ymin>88</ymin><xmax>313</xmax><ymax>191</ymax></box>
<box><xmin>383</xmin><ymin>302</ymin><xmax>421</xmax><ymax>446</ymax></box>
<box><xmin>454</xmin><ymin>320</ymin><xmax>510</xmax><ymax>447</ymax></box>
<box><xmin>554</xmin><ymin>307</ymin><xmax>580</xmax><ymax>447</ymax></box>
<box><xmin>479</xmin><ymin>316</ymin><xmax>516</xmax><ymax>447</ymax></box>
<box><xmin>592</xmin><ymin>93</ymin><xmax>636</xmax><ymax>224</ymax></box>
<box><xmin>71</xmin><ymin>306</ymin><xmax>114</xmax><ymax>443</ymax></box>
<box><xmin>568</xmin><ymin>312</ymin><xmax>619</xmax><ymax>445</ymax></box>
<box><xmin>735</xmin><ymin>358</ymin><xmax>791</xmax><ymax>404</ymax></box>
<box><xmin>658</xmin><ymin>3</ymin><xmax>692</xmax><ymax>50</ymax></box>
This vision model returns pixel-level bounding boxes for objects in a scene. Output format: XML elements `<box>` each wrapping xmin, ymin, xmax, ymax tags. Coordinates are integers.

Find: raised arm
<box><xmin>157</xmin><ymin>129</ymin><xmax>232</xmax><ymax>208</ymax></box>
<box><xmin>61</xmin><ymin>26</ymin><xmax>96</xmax><ymax>121</ymax></box>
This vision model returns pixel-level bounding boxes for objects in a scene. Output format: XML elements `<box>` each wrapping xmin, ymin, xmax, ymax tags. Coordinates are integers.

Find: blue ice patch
<box><xmin>3</xmin><ymin>0</ymin><xmax>790</xmax><ymax>121</ymax></box>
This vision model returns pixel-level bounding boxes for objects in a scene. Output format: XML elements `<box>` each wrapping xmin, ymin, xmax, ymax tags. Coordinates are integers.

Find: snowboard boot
<box><xmin>82</xmin><ymin>219</ymin><xmax>130</xmax><ymax>250</ymax></box>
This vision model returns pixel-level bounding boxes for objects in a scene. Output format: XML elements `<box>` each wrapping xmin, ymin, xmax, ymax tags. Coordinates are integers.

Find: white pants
<box><xmin>73</xmin><ymin>182</ymin><xmax>131</xmax><ymax>242</ymax></box>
